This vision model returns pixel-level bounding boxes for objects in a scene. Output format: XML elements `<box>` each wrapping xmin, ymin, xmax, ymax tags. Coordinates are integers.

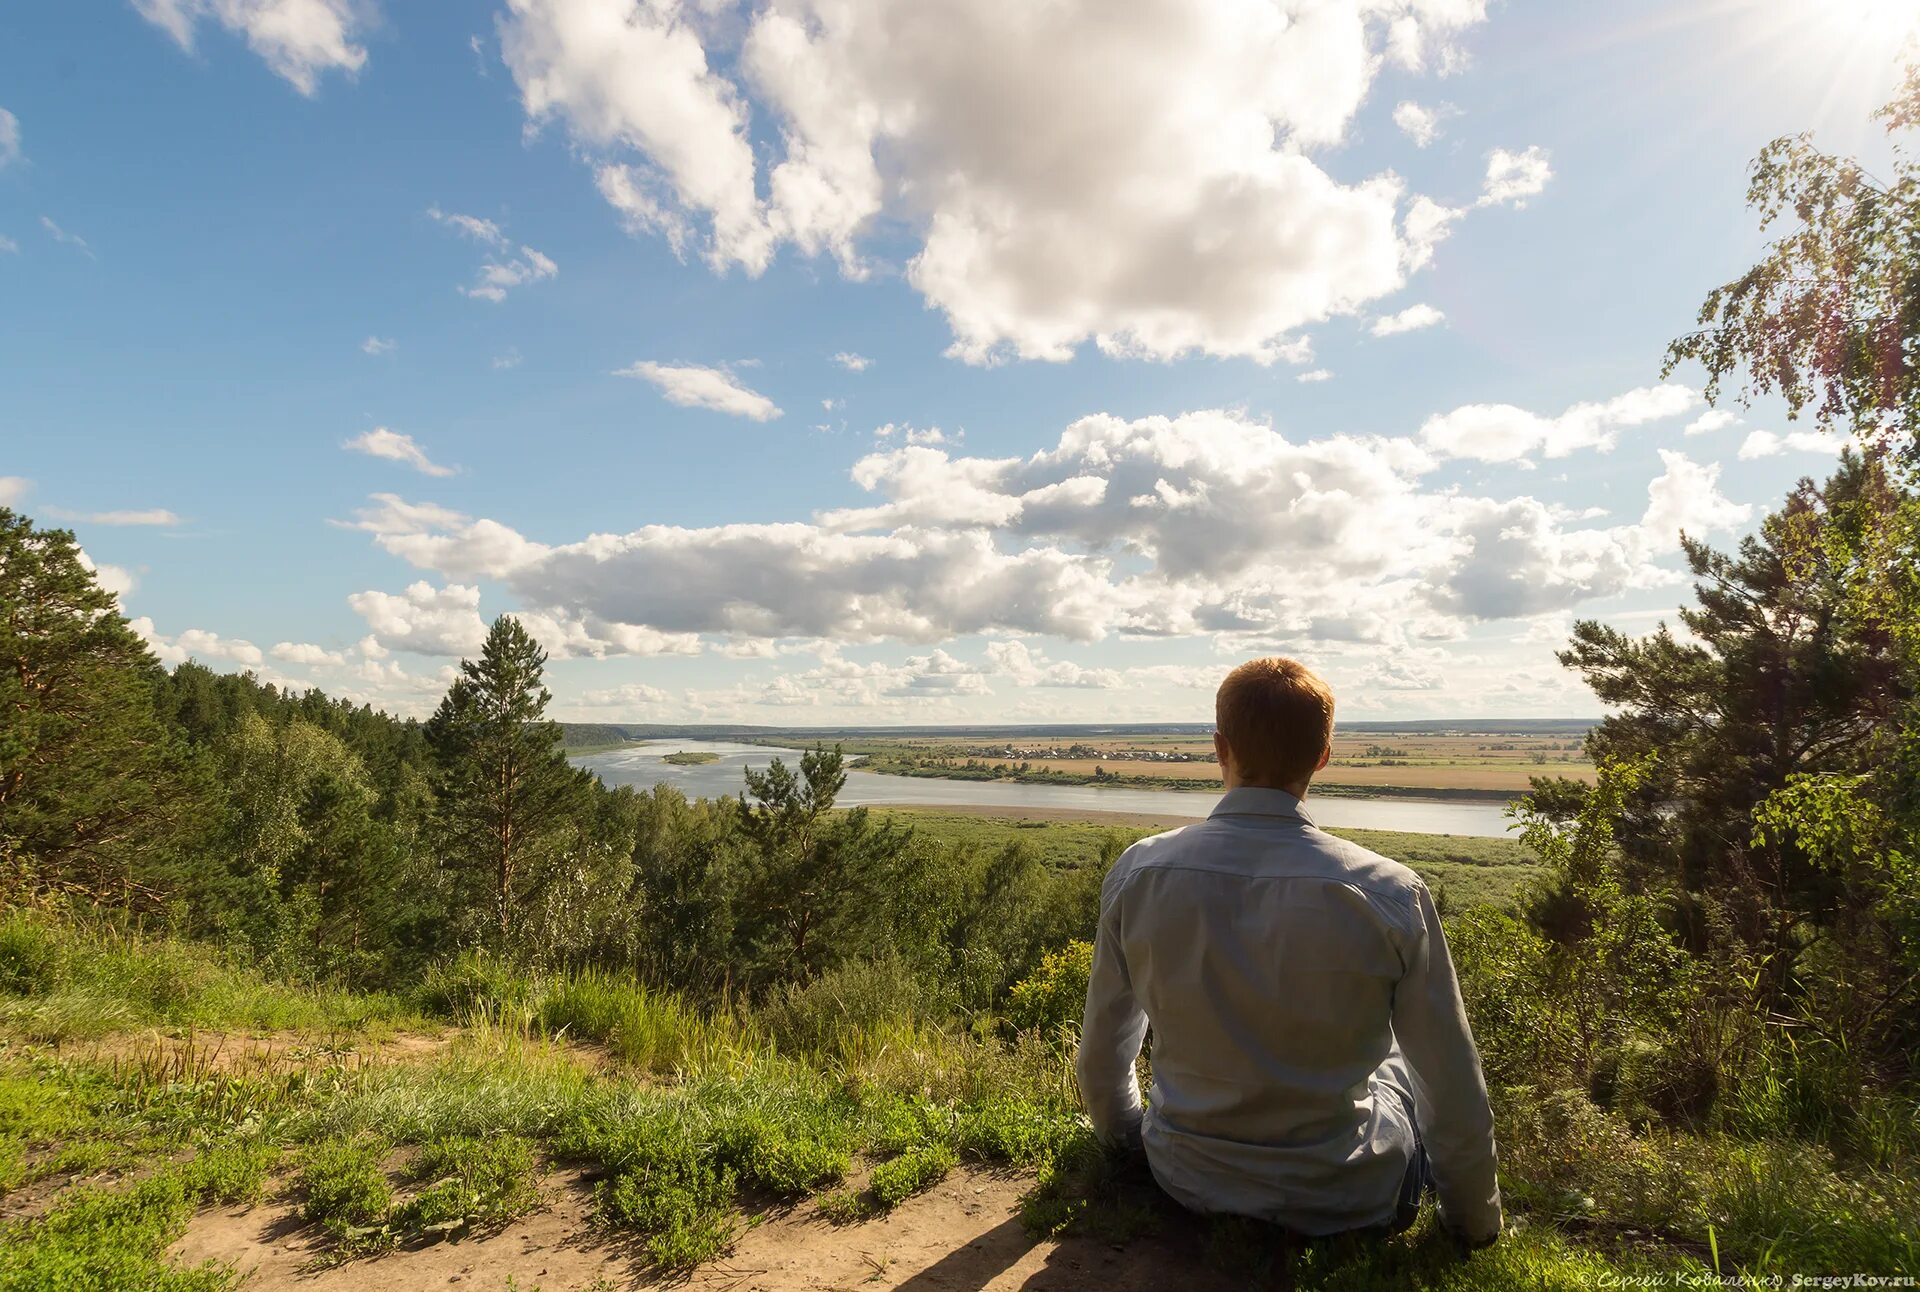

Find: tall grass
<box><xmin>0</xmin><ymin>911</ymin><xmax>416</xmax><ymax>1042</ymax></box>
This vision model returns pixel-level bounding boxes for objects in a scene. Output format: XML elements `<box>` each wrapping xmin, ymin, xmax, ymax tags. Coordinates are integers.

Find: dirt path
<box><xmin>172</xmin><ymin>1166</ymin><xmax>1237</xmax><ymax>1292</ymax></box>
<box><xmin>62</xmin><ymin>1027</ymin><xmax>460</xmax><ymax>1077</ymax></box>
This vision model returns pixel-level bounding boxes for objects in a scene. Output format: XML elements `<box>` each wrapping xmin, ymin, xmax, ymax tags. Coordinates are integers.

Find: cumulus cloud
<box><xmin>0</xmin><ymin>477</ymin><xmax>28</xmax><ymax>507</ymax></box>
<box><xmin>1738</xmin><ymin>428</ymin><xmax>1842</xmax><ymax>460</ymax></box>
<box><xmin>1642</xmin><ymin>449</ymin><xmax>1753</xmax><ymax>542</ymax></box>
<box><xmin>1481</xmin><ymin>146</ymin><xmax>1552</xmax><ymax>207</ymax></box>
<box><xmin>426</xmin><ymin>207</ymin><xmax>557</xmax><ymax>302</ymax></box>
<box><xmin>362</xmin><ymin>335</ymin><xmax>397</xmax><ymax>356</ymax></box>
<box><xmin>0</xmin><ymin>109</ymin><xmax>20</xmax><ymax>168</ymax></box>
<box><xmin>342</xmin><ymin>405</ymin><xmax>1750</xmax><ymax>656</ymax></box>
<box><xmin>1296</xmin><ymin>369</ymin><xmax>1333</xmax><ymax>384</ymax></box>
<box><xmin>271</xmin><ymin>641</ymin><xmax>347</xmax><ymax>666</ymax></box>
<box><xmin>77</xmin><ymin>550</ymin><xmax>136</xmax><ymax>600</ymax></box>
<box><xmin>985</xmin><ymin>639</ymin><xmax>1122</xmax><ymax>688</ymax></box>
<box><xmin>1685</xmin><ymin>409</ymin><xmax>1738</xmax><ymax>436</ymax></box>
<box><xmin>130</xmin><ymin>617</ymin><xmax>264</xmax><ymax>667</ymax></box>
<box><xmin>1420</xmin><ymin>383</ymin><xmax>1699</xmax><ymax>463</ymax></box>
<box><xmin>0</xmin><ymin>235</ymin><xmax>17</xmax><ymax>255</ymax></box>
<box><xmin>347</xmin><ymin>582</ymin><xmax>488</xmax><ymax>657</ymax></box>
<box><xmin>617</xmin><ymin>361</ymin><xmax>781</xmax><ymax>421</ymax></box>
<box><xmin>1431</xmin><ymin>453</ymin><xmax>1747</xmax><ymax>619</ymax></box>
<box><xmin>345</xmin><ymin>428</ymin><xmax>458</xmax><ymax>477</ymax></box>
<box><xmin>833</xmin><ymin>352</ymin><xmax>870</xmax><ymax>372</ymax></box>
<box><xmin>1371</xmin><ymin>302</ymin><xmax>1444</xmax><ymax>336</ymax></box>
<box><xmin>1392</xmin><ymin>100</ymin><xmax>1443</xmax><ymax>147</ymax></box>
<box><xmin>133</xmin><ymin>0</ymin><xmax>368</xmax><ymax>95</ymax></box>
<box><xmin>499</xmin><ymin>0</ymin><xmax>1505</xmax><ymax>364</ymax></box>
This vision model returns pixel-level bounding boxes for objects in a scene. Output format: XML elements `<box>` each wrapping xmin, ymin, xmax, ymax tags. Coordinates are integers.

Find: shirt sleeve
<box><xmin>1075</xmin><ymin>868</ymin><xmax>1149</xmax><ymax>1150</ymax></box>
<box><xmin>1390</xmin><ymin>882</ymin><xmax>1503</xmax><ymax>1243</ymax></box>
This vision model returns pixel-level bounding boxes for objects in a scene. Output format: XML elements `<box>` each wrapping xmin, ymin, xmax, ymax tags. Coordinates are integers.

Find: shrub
<box><xmin>867</xmin><ymin>1143</ymin><xmax>956</xmax><ymax>1210</ymax></box>
<box><xmin>592</xmin><ymin>1116</ymin><xmax>737</xmax><ymax>1271</ymax></box>
<box><xmin>414</xmin><ymin>952</ymin><xmax>531</xmax><ymax>1022</ymax></box>
<box><xmin>299</xmin><ymin>1139</ymin><xmax>394</xmax><ymax>1252</ymax></box>
<box><xmin>392</xmin><ymin>1134</ymin><xmax>540</xmax><ymax>1240</ymax></box>
<box><xmin>1005</xmin><ymin>940</ymin><xmax>1092</xmax><ymax>1039</ymax></box>
<box><xmin>0</xmin><ymin>913</ymin><xmax>69</xmax><ymax>996</ymax></box>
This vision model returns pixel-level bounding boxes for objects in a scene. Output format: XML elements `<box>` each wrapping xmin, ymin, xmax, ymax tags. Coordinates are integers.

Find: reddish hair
<box><xmin>1215</xmin><ymin>657</ymin><xmax>1335</xmax><ymax>787</ymax></box>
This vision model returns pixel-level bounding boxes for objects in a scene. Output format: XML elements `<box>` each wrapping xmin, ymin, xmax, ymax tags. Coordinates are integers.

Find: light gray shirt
<box><xmin>1075</xmin><ymin>787</ymin><xmax>1502</xmax><ymax>1241</ymax></box>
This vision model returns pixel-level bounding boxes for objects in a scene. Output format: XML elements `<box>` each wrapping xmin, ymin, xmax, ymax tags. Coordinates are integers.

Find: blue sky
<box><xmin>2</xmin><ymin>0</ymin><xmax>1912</xmax><ymax>723</ymax></box>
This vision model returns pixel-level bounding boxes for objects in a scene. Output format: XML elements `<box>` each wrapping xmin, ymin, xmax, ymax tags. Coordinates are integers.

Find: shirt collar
<box><xmin>1210</xmin><ymin>785</ymin><xmax>1316</xmax><ymax>826</ymax></box>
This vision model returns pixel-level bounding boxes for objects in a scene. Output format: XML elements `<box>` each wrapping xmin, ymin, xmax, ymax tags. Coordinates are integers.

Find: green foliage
<box><xmin>299</xmin><ymin>1138</ymin><xmax>395</xmax><ymax>1252</ymax></box>
<box><xmin>0</xmin><ymin>911</ymin><xmax>414</xmax><ymax>1041</ymax></box>
<box><xmin>391</xmin><ymin>1134</ymin><xmax>540</xmax><ymax>1240</ymax></box>
<box><xmin>866</xmin><ymin>1142</ymin><xmax>956</xmax><ymax>1209</ymax></box>
<box><xmin>731</xmin><ymin>746</ymin><xmax>926</xmax><ymax>988</ymax></box>
<box><xmin>0</xmin><ymin>509</ymin><xmax>205</xmax><ymax>906</ymax></box>
<box><xmin>588</xmin><ymin>1114</ymin><xmax>738</xmax><ymax>1271</ymax></box>
<box><xmin>537</xmin><ymin>967</ymin><xmax>743</xmax><ymax>1073</ymax></box>
<box><xmin>1005</xmin><ymin>939</ymin><xmax>1092</xmax><ymax>1039</ymax></box>
<box><xmin>427</xmin><ymin>615</ymin><xmax>596</xmax><ymax>956</ymax></box>
<box><xmin>1665</xmin><ymin>65</ymin><xmax>1920</xmax><ymax>462</ymax></box>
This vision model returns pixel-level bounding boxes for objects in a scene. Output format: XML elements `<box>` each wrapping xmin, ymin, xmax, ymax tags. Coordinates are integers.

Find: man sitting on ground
<box><xmin>1075</xmin><ymin>657</ymin><xmax>1502</xmax><ymax>1244</ymax></box>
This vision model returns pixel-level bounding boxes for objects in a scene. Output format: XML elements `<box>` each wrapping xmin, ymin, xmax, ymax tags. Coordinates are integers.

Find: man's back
<box><xmin>1076</xmin><ymin>786</ymin><xmax>1502</xmax><ymax>1240</ymax></box>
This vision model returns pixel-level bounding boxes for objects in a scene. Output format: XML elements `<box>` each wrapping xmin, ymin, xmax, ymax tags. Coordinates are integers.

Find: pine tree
<box><xmin>425</xmin><ymin>615</ymin><xmax>587</xmax><ymax>952</ymax></box>
<box><xmin>0</xmin><ymin>509</ymin><xmax>202</xmax><ymax>903</ymax></box>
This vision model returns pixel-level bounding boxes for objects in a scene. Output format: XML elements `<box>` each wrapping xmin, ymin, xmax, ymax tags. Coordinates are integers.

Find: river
<box><xmin>569</xmin><ymin>740</ymin><xmax>1516</xmax><ymax>838</ymax></box>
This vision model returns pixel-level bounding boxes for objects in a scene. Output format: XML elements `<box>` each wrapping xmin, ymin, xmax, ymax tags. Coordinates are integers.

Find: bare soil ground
<box><xmin>172</xmin><ymin>1166</ymin><xmax>1237</xmax><ymax>1292</ymax></box>
<box><xmin>61</xmin><ymin>1027</ymin><xmax>459</xmax><ymax>1076</ymax></box>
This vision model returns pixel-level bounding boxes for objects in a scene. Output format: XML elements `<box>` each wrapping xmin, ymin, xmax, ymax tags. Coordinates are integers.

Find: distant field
<box><xmin>796</xmin><ymin>727</ymin><xmax>1595</xmax><ymax>797</ymax></box>
<box><xmin>871</xmin><ymin>806</ymin><xmax>1542</xmax><ymax>911</ymax></box>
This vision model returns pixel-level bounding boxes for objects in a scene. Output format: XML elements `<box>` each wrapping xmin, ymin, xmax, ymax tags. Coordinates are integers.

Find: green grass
<box><xmin>877</xmin><ymin>809</ymin><xmax>1544</xmax><ymax>909</ymax></box>
<box><xmin>661</xmin><ymin>750</ymin><xmax>721</xmax><ymax>765</ymax></box>
<box><xmin>2</xmin><ymin>911</ymin><xmax>1916</xmax><ymax>1288</ymax></box>
<box><xmin>0</xmin><ymin>911</ymin><xmax>419</xmax><ymax>1042</ymax></box>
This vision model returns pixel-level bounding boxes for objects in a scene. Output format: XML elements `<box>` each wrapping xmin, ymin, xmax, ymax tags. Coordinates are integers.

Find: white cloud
<box><xmin>985</xmin><ymin>639</ymin><xmax>1122</xmax><ymax>689</ymax></box>
<box><xmin>0</xmin><ymin>108</ymin><xmax>21</xmax><ymax>168</ymax></box>
<box><xmin>1420</xmin><ymin>383</ymin><xmax>1699</xmax><ymax>463</ymax></box>
<box><xmin>833</xmin><ymin>351</ymin><xmax>870</xmax><ymax>372</ymax></box>
<box><xmin>362</xmin><ymin>335</ymin><xmax>397</xmax><ymax>356</ymax></box>
<box><xmin>48</xmin><ymin>508</ymin><xmax>183</xmax><ymax>527</ymax></box>
<box><xmin>617</xmin><ymin>361</ymin><xmax>782</xmax><ymax>421</ymax></box>
<box><xmin>344</xmin><ymin>428</ymin><xmax>458</xmax><ymax>477</ymax></box>
<box><xmin>78</xmin><ymin>550</ymin><xmax>136</xmax><ymax>600</ymax></box>
<box><xmin>130</xmin><ymin>618</ymin><xmax>265</xmax><ymax>667</ymax></box>
<box><xmin>132</xmin><ymin>0</ymin><xmax>368</xmax><ymax>96</ymax></box>
<box><xmin>1685</xmin><ymin>409</ymin><xmax>1738</xmax><ymax>436</ymax></box>
<box><xmin>427</xmin><ymin>207</ymin><xmax>557</xmax><ymax>301</ymax></box>
<box><xmin>0</xmin><ymin>235</ymin><xmax>16</xmax><ymax>255</ymax></box>
<box><xmin>1370</xmin><ymin>302</ymin><xmax>1445</xmax><ymax>336</ymax></box>
<box><xmin>1642</xmin><ymin>449</ymin><xmax>1752</xmax><ymax>542</ymax></box>
<box><xmin>40</xmin><ymin>216</ymin><xmax>92</xmax><ymax>257</ymax></box>
<box><xmin>1738</xmin><ymin>428</ymin><xmax>1842</xmax><ymax>460</ymax></box>
<box><xmin>1392</xmin><ymin>100</ymin><xmax>1443</xmax><ymax>147</ymax></box>
<box><xmin>500</xmin><ymin>0</ymin><xmax>1500</xmax><ymax>365</ymax></box>
<box><xmin>344</xmin><ymin>405</ymin><xmax>1754</xmax><ymax>656</ymax></box>
<box><xmin>347</xmin><ymin>582</ymin><xmax>488</xmax><ymax>657</ymax></box>
<box><xmin>1397</xmin><ymin>143</ymin><xmax>1551</xmax><ymax>274</ymax></box>
<box><xmin>1296</xmin><ymin>369</ymin><xmax>1333</xmax><ymax>384</ymax></box>
<box><xmin>271</xmin><ymin>641</ymin><xmax>346</xmax><ymax>666</ymax></box>
<box><xmin>0</xmin><ymin>477</ymin><xmax>31</xmax><ymax>507</ymax></box>
<box><xmin>1480</xmin><ymin>146</ymin><xmax>1552</xmax><ymax>207</ymax></box>
<box><xmin>493</xmin><ymin>348</ymin><xmax>524</xmax><ymax>370</ymax></box>
<box><xmin>576</xmin><ymin>681</ymin><xmax>672</xmax><ymax>708</ymax></box>
<box><xmin>874</xmin><ymin>422</ymin><xmax>950</xmax><ymax>446</ymax></box>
